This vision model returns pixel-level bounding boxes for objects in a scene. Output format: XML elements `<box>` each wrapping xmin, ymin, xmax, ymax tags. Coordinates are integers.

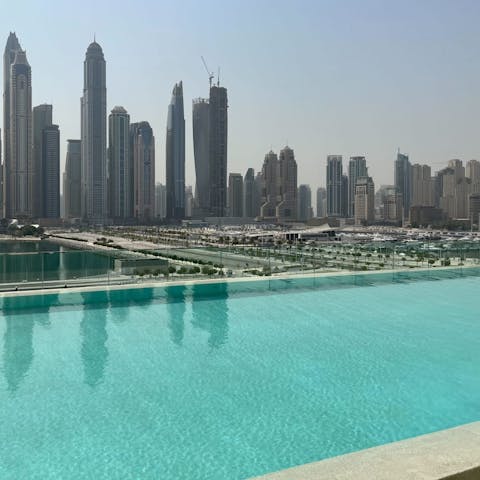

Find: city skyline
<box><xmin>1</xmin><ymin>0</ymin><xmax>480</xmax><ymax>196</ymax></box>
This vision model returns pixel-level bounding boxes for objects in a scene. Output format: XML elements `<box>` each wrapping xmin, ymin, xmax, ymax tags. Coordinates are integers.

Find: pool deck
<box><xmin>248</xmin><ymin>422</ymin><xmax>480</xmax><ymax>480</ymax></box>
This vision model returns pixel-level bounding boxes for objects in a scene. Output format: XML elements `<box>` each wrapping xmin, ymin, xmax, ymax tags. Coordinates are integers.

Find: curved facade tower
<box><xmin>81</xmin><ymin>41</ymin><xmax>107</xmax><ymax>222</ymax></box>
<box><xmin>166</xmin><ymin>81</ymin><xmax>185</xmax><ymax>220</ymax></box>
<box><xmin>108</xmin><ymin>106</ymin><xmax>131</xmax><ymax>220</ymax></box>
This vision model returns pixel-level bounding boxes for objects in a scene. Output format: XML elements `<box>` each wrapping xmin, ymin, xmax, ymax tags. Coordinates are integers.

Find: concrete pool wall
<box><xmin>249</xmin><ymin>422</ymin><xmax>480</xmax><ymax>480</ymax></box>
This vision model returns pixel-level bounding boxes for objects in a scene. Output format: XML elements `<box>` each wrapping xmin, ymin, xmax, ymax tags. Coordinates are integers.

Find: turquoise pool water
<box><xmin>0</xmin><ymin>272</ymin><xmax>479</xmax><ymax>479</ymax></box>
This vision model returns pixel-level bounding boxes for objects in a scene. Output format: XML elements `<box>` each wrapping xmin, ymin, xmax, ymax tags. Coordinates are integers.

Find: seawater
<box><xmin>0</xmin><ymin>241</ymin><xmax>113</xmax><ymax>283</ymax></box>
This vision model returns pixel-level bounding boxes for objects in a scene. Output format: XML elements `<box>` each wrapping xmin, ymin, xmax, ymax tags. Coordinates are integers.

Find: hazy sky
<box><xmin>2</xmin><ymin>0</ymin><xmax>480</xmax><ymax>194</ymax></box>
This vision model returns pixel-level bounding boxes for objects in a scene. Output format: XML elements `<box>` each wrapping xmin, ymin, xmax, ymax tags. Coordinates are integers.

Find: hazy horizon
<box><xmin>1</xmin><ymin>0</ymin><xmax>480</xmax><ymax>195</ymax></box>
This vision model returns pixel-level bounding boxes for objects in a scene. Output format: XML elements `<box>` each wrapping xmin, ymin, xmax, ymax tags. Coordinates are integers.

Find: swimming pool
<box><xmin>1</xmin><ymin>270</ymin><xmax>479</xmax><ymax>479</ymax></box>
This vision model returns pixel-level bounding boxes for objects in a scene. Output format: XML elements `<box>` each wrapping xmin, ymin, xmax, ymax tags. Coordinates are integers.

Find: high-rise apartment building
<box><xmin>131</xmin><ymin>122</ymin><xmax>155</xmax><ymax>222</ymax></box>
<box><xmin>260</xmin><ymin>151</ymin><xmax>279</xmax><ymax>219</ymax></box>
<box><xmin>243</xmin><ymin>168</ymin><xmax>255</xmax><ymax>218</ymax></box>
<box><xmin>326</xmin><ymin>155</ymin><xmax>344</xmax><ymax>217</ymax></box>
<box><xmin>81</xmin><ymin>41</ymin><xmax>107</xmax><ymax>222</ymax></box>
<box><xmin>378</xmin><ymin>185</ymin><xmax>402</xmax><ymax>224</ymax></box>
<box><xmin>155</xmin><ymin>182</ymin><xmax>167</xmax><ymax>219</ymax></box>
<box><xmin>354</xmin><ymin>176</ymin><xmax>375</xmax><ymax>225</ymax></box>
<box><xmin>184</xmin><ymin>185</ymin><xmax>193</xmax><ymax>218</ymax></box>
<box><xmin>208</xmin><ymin>85</ymin><xmax>228</xmax><ymax>217</ymax></box>
<box><xmin>166</xmin><ymin>81</ymin><xmax>185</xmax><ymax>220</ymax></box>
<box><xmin>254</xmin><ymin>172</ymin><xmax>263</xmax><ymax>219</ymax></box>
<box><xmin>108</xmin><ymin>106</ymin><xmax>131</xmax><ymax>221</ymax></box>
<box><xmin>316</xmin><ymin>187</ymin><xmax>326</xmax><ymax>218</ymax></box>
<box><xmin>394</xmin><ymin>151</ymin><xmax>412</xmax><ymax>219</ymax></box>
<box><xmin>297</xmin><ymin>184</ymin><xmax>312</xmax><ymax>222</ymax></box>
<box><xmin>41</xmin><ymin>125</ymin><xmax>60</xmax><ymax>218</ymax></box>
<box><xmin>411</xmin><ymin>164</ymin><xmax>434</xmax><ymax>207</ymax></box>
<box><xmin>466</xmin><ymin>160</ymin><xmax>480</xmax><ymax>184</ymax></box>
<box><xmin>466</xmin><ymin>160</ymin><xmax>480</xmax><ymax>198</ymax></box>
<box><xmin>32</xmin><ymin>104</ymin><xmax>53</xmax><ymax>217</ymax></box>
<box><xmin>228</xmin><ymin>173</ymin><xmax>243</xmax><ymax>217</ymax></box>
<box><xmin>4</xmin><ymin>46</ymin><xmax>33</xmax><ymax>218</ymax></box>
<box><xmin>469</xmin><ymin>193</ymin><xmax>480</xmax><ymax>228</ymax></box>
<box><xmin>277</xmin><ymin>146</ymin><xmax>297</xmax><ymax>221</ymax></box>
<box><xmin>192</xmin><ymin>98</ymin><xmax>209</xmax><ymax>217</ymax></box>
<box><xmin>64</xmin><ymin>140</ymin><xmax>82</xmax><ymax>219</ymax></box>
<box><xmin>348</xmin><ymin>156</ymin><xmax>368</xmax><ymax>218</ymax></box>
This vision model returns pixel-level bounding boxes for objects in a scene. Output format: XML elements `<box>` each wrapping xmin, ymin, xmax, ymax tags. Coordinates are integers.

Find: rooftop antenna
<box><xmin>201</xmin><ymin>56</ymin><xmax>214</xmax><ymax>89</ymax></box>
<box><xmin>217</xmin><ymin>67</ymin><xmax>220</xmax><ymax>86</ymax></box>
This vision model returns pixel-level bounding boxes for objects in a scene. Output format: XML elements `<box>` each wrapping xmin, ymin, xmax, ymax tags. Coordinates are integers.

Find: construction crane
<box><xmin>201</xmin><ymin>56</ymin><xmax>214</xmax><ymax>89</ymax></box>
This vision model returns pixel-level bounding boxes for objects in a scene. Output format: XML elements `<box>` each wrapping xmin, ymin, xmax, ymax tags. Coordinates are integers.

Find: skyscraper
<box><xmin>326</xmin><ymin>155</ymin><xmax>343</xmax><ymax>217</ymax></box>
<box><xmin>316</xmin><ymin>187</ymin><xmax>326</xmax><ymax>218</ymax></box>
<box><xmin>184</xmin><ymin>185</ymin><xmax>193</xmax><ymax>218</ymax></box>
<box><xmin>466</xmin><ymin>159</ymin><xmax>480</xmax><ymax>196</ymax></box>
<box><xmin>5</xmin><ymin>48</ymin><xmax>33</xmax><ymax>218</ymax></box>
<box><xmin>208</xmin><ymin>85</ymin><xmax>228</xmax><ymax>217</ymax></box>
<box><xmin>260</xmin><ymin>151</ymin><xmax>279</xmax><ymax>219</ymax></box>
<box><xmin>394</xmin><ymin>151</ymin><xmax>411</xmax><ymax>220</ymax></box>
<box><xmin>81</xmin><ymin>40</ymin><xmax>107</xmax><ymax>222</ymax></box>
<box><xmin>166</xmin><ymin>81</ymin><xmax>185</xmax><ymax>220</ymax></box>
<box><xmin>228</xmin><ymin>173</ymin><xmax>243</xmax><ymax>217</ymax></box>
<box><xmin>64</xmin><ymin>139</ymin><xmax>82</xmax><ymax>219</ymax></box>
<box><xmin>411</xmin><ymin>164</ymin><xmax>434</xmax><ymax>207</ymax></box>
<box><xmin>192</xmin><ymin>98</ymin><xmax>209</xmax><ymax>217</ymax></box>
<box><xmin>32</xmin><ymin>104</ymin><xmax>53</xmax><ymax>217</ymax></box>
<box><xmin>298</xmin><ymin>184</ymin><xmax>312</xmax><ymax>222</ymax></box>
<box><xmin>254</xmin><ymin>172</ymin><xmax>263</xmax><ymax>219</ymax></box>
<box><xmin>354</xmin><ymin>176</ymin><xmax>375</xmax><ymax>225</ymax></box>
<box><xmin>243</xmin><ymin>168</ymin><xmax>255</xmax><ymax>218</ymax></box>
<box><xmin>3</xmin><ymin>32</ymin><xmax>22</xmax><ymax>217</ymax></box>
<box><xmin>277</xmin><ymin>146</ymin><xmax>297</xmax><ymax>221</ymax></box>
<box><xmin>41</xmin><ymin>125</ymin><xmax>60</xmax><ymax>218</ymax></box>
<box><xmin>348</xmin><ymin>156</ymin><xmax>368</xmax><ymax>218</ymax></box>
<box><xmin>108</xmin><ymin>106</ymin><xmax>131</xmax><ymax>221</ymax></box>
<box><xmin>131</xmin><ymin>122</ymin><xmax>155</xmax><ymax>222</ymax></box>
<box><xmin>155</xmin><ymin>182</ymin><xmax>167</xmax><ymax>219</ymax></box>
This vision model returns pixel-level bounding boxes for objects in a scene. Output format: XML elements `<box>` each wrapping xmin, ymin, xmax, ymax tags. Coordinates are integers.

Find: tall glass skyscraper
<box><xmin>298</xmin><ymin>184</ymin><xmax>312</xmax><ymax>222</ymax></box>
<box><xmin>327</xmin><ymin>155</ymin><xmax>344</xmax><ymax>217</ymax></box>
<box><xmin>166</xmin><ymin>81</ymin><xmax>185</xmax><ymax>220</ymax></box>
<box><xmin>243</xmin><ymin>168</ymin><xmax>255</xmax><ymax>218</ymax></box>
<box><xmin>42</xmin><ymin>124</ymin><xmax>60</xmax><ymax>218</ymax></box>
<box><xmin>208</xmin><ymin>85</ymin><xmax>228</xmax><ymax>217</ymax></box>
<box><xmin>81</xmin><ymin>40</ymin><xmax>107</xmax><ymax>222</ymax></box>
<box><xmin>64</xmin><ymin>139</ymin><xmax>82</xmax><ymax>219</ymax></box>
<box><xmin>108</xmin><ymin>106</ymin><xmax>131</xmax><ymax>221</ymax></box>
<box><xmin>131</xmin><ymin>122</ymin><xmax>155</xmax><ymax>222</ymax></box>
<box><xmin>348</xmin><ymin>156</ymin><xmax>368</xmax><ymax>218</ymax></box>
<box><xmin>228</xmin><ymin>173</ymin><xmax>243</xmax><ymax>217</ymax></box>
<box><xmin>394</xmin><ymin>151</ymin><xmax>412</xmax><ymax>219</ymax></box>
<box><xmin>277</xmin><ymin>146</ymin><xmax>297</xmax><ymax>221</ymax></box>
<box><xmin>33</xmin><ymin>104</ymin><xmax>53</xmax><ymax>218</ymax></box>
<box><xmin>6</xmin><ymin>47</ymin><xmax>32</xmax><ymax>218</ymax></box>
<box><xmin>3</xmin><ymin>32</ymin><xmax>22</xmax><ymax>217</ymax></box>
<box><xmin>192</xmin><ymin>98</ymin><xmax>210</xmax><ymax>217</ymax></box>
